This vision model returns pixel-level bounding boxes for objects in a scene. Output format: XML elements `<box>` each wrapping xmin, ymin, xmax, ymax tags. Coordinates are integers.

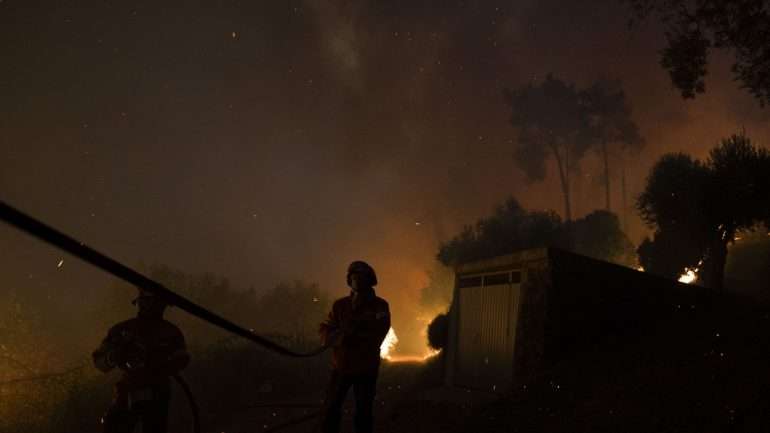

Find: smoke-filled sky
<box><xmin>2</xmin><ymin>0</ymin><xmax>769</xmax><ymax>348</ymax></box>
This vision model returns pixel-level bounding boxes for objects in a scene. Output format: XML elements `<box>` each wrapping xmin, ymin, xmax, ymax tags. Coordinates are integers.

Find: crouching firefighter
<box><xmin>319</xmin><ymin>261</ymin><xmax>390</xmax><ymax>433</ymax></box>
<box><xmin>92</xmin><ymin>288</ymin><xmax>190</xmax><ymax>433</ymax></box>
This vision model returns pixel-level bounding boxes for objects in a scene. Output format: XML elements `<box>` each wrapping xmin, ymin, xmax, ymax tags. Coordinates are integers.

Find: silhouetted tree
<box><xmin>504</xmin><ymin>75</ymin><xmax>592</xmax><ymax>221</ymax></box>
<box><xmin>437</xmin><ymin>197</ymin><xmax>634</xmax><ymax>267</ymax></box>
<box><xmin>637</xmin><ymin>132</ymin><xmax>770</xmax><ymax>289</ymax></box>
<box><xmin>700</xmin><ymin>133</ymin><xmax>770</xmax><ymax>288</ymax></box>
<box><xmin>437</xmin><ymin>197</ymin><xmax>561</xmax><ymax>265</ymax></box>
<box><xmin>637</xmin><ymin>229</ymin><xmax>704</xmax><ymax>279</ymax></box>
<box><xmin>637</xmin><ymin>153</ymin><xmax>711</xmax><ymax>278</ymax></box>
<box><xmin>569</xmin><ymin>210</ymin><xmax>637</xmax><ymax>265</ymax></box>
<box><xmin>579</xmin><ymin>79</ymin><xmax>645</xmax><ymax>213</ymax></box>
<box><xmin>625</xmin><ymin>0</ymin><xmax>770</xmax><ymax>105</ymax></box>
<box><xmin>142</xmin><ymin>265</ymin><xmax>254</xmax><ymax>344</ymax></box>
<box><xmin>427</xmin><ymin>313</ymin><xmax>448</xmax><ymax>351</ymax></box>
<box><xmin>253</xmin><ymin>280</ymin><xmax>331</xmax><ymax>343</ymax></box>
<box><xmin>133</xmin><ymin>266</ymin><xmax>332</xmax><ymax>346</ymax></box>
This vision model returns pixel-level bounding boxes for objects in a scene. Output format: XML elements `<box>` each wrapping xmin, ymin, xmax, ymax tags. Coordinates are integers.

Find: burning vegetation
<box><xmin>637</xmin><ymin>133</ymin><xmax>770</xmax><ymax>290</ymax></box>
<box><xmin>380</xmin><ymin>326</ymin><xmax>441</xmax><ymax>363</ymax></box>
<box><xmin>379</xmin><ymin>327</ymin><xmax>398</xmax><ymax>359</ymax></box>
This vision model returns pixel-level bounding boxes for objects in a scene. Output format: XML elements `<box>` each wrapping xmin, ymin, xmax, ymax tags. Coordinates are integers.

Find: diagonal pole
<box><xmin>0</xmin><ymin>200</ymin><xmax>327</xmax><ymax>358</ymax></box>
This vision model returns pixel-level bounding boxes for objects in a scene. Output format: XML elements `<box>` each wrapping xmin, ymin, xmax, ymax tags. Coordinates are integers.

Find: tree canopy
<box><xmin>504</xmin><ymin>75</ymin><xmax>590</xmax><ymax>221</ymax></box>
<box><xmin>437</xmin><ymin>197</ymin><xmax>635</xmax><ymax>267</ymax></box>
<box><xmin>580</xmin><ymin>79</ymin><xmax>645</xmax><ymax>211</ymax></box>
<box><xmin>626</xmin><ymin>0</ymin><xmax>770</xmax><ymax>105</ymax></box>
<box><xmin>120</xmin><ymin>265</ymin><xmax>330</xmax><ymax>346</ymax></box>
<box><xmin>637</xmin><ymin>132</ymin><xmax>770</xmax><ymax>288</ymax></box>
<box><xmin>252</xmin><ymin>280</ymin><xmax>331</xmax><ymax>342</ymax></box>
<box><xmin>580</xmin><ymin>80</ymin><xmax>644</xmax><ymax>151</ymax></box>
<box><xmin>504</xmin><ymin>76</ymin><xmax>644</xmax><ymax>220</ymax></box>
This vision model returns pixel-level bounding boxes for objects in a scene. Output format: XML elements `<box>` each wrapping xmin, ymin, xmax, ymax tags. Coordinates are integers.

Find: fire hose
<box><xmin>0</xmin><ymin>200</ymin><xmax>330</xmax><ymax>358</ymax></box>
<box><xmin>0</xmin><ymin>200</ymin><xmax>331</xmax><ymax>432</ymax></box>
<box><xmin>173</xmin><ymin>374</ymin><xmax>201</xmax><ymax>433</ymax></box>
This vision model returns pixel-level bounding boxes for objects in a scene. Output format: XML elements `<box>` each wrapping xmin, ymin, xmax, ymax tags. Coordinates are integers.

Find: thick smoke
<box><xmin>1</xmin><ymin>0</ymin><xmax>769</xmax><ymax>356</ymax></box>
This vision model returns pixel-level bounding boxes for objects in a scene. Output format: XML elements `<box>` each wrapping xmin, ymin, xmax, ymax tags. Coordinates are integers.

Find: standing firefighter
<box><xmin>92</xmin><ymin>289</ymin><xmax>190</xmax><ymax>433</ymax></box>
<box><xmin>319</xmin><ymin>260</ymin><xmax>390</xmax><ymax>433</ymax></box>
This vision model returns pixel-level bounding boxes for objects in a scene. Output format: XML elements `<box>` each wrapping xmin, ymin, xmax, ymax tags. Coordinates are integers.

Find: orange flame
<box><xmin>379</xmin><ymin>326</ymin><xmax>440</xmax><ymax>363</ymax></box>
<box><xmin>678</xmin><ymin>268</ymin><xmax>698</xmax><ymax>284</ymax></box>
<box><xmin>380</xmin><ymin>327</ymin><xmax>398</xmax><ymax>359</ymax></box>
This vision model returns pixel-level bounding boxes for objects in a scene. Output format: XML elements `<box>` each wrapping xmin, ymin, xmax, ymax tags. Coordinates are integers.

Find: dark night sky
<box><xmin>2</xmin><ymin>0</ymin><xmax>769</xmax><ymax>351</ymax></box>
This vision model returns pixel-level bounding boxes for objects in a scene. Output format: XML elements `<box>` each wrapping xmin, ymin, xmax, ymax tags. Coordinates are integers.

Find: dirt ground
<box><xmin>8</xmin><ymin>293</ymin><xmax>768</xmax><ymax>433</ymax></box>
<box><xmin>206</xmin><ymin>295</ymin><xmax>770</xmax><ymax>433</ymax></box>
<box><xmin>201</xmin><ymin>358</ymin><xmax>469</xmax><ymax>433</ymax></box>
<box><xmin>470</xmin><ymin>297</ymin><xmax>770</xmax><ymax>433</ymax></box>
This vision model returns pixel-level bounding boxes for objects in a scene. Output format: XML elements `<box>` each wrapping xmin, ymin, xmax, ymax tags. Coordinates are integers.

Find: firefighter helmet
<box><xmin>346</xmin><ymin>261</ymin><xmax>377</xmax><ymax>287</ymax></box>
<box><xmin>132</xmin><ymin>287</ymin><xmax>169</xmax><ymax>307</ymax></box>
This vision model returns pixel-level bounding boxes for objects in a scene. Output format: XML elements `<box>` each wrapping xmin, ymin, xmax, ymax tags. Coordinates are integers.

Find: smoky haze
<box><xmin>1</xmin><ymin>0</ymin><xmax>769</xmax><ymax>356</ymax></box>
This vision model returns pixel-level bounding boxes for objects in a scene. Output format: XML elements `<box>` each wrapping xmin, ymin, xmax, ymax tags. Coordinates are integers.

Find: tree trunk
<box><xmin>602</xmin><ymin>140</ymin><xmax>611</xmax><ymax>211</ymax></box>
<box><xmin>565</xmin><ymin>144</ymin><xmax>572</xmax><ymax>221</ymax></box>
<box><xmin>701</xmin><ymin>237</ymin><xmax>728</xmax><ymax>291</ymax></box>
<box><xmin>711</xmin><ymin>239</ymin><xmax>728</xmax><ymax>292</ymax></box>
<box><xmin>621</xmin><ymin>159</ymin><xmax>627</xmax><ymax>234</ymax></box>
<box><xmin>549</xmin><ymin>141</ymin><xmax>574</xmax><ymax>251</ymax></box>
<box><xmin>550</xmin><ymin>142</ymin><xmax>572</xmax><ymax>222</ymax></box>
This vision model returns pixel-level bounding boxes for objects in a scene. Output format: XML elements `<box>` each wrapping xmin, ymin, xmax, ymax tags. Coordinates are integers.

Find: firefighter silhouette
<box><xmin>92</xmin><ymin>288</ymin><xmax>190</xmax><ymax>433</ymax></box>
<box><xmin>319</xmin><ymin>261</ymin><xmax>391</xmax><ymax>433</ymax></box>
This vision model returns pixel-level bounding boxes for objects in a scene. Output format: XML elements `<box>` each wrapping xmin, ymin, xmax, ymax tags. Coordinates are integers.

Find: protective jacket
<box><xmin>319</xmin><ymin>288</ymin><xmax>390</xmax><ymax>374</ymax></box>
<box><xmin>93</xmin><ymin>316</ymin><xmax>190</xmax><ymax>392</ymax></box>
<box><xmin>93</xmin><ymin>316</ymin><xmax>189</xmax><ymax>433</ymax></box>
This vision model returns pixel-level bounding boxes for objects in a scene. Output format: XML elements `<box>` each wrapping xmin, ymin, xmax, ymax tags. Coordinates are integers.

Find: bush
<box><xmin>427</xmin><ymin>313</ymin><xmax>449</xmax><ymax>351</ymax></box>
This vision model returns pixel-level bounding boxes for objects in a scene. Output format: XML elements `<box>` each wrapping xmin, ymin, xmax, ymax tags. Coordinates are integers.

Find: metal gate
<box><xmin>454</xmin><ymin>271</ymin><xmax>521</xmax><ymax>391</ymax></box>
